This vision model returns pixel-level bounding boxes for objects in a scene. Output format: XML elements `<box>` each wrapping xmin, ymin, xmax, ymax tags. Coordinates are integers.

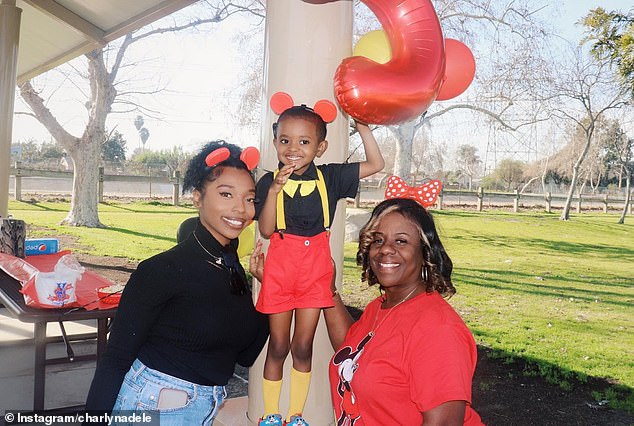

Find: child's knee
<box><xmin>268</xmin><ymin>338</ymin><xmax>291</xmax><ymax>360</ymax></box>
<box><xmin>290</xmin><ymin>340</ymin><xmax>314</xmax><ymax>362</ymax></box>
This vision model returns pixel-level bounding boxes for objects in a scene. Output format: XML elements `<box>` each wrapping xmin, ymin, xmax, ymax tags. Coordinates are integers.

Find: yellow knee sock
<box><xmin>262</xmin><ymin>378</ymin><xmax>282</xmax><ymax>416</ymax></box>
<box><xmin>287</xmin><ymin>368</ymin><xmax>311</xmax><ymax>421</ymax></box>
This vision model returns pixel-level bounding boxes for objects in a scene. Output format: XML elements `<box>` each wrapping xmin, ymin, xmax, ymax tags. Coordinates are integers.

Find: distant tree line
<box><xmin>352</xmin><ymin>114</ymin><xmax>632</xmax><ymax>194</ymax></box>
<box><xmin>11</xmin><ymin>130</ymin><xmax>193</xmax><ymax>177</ymax></box>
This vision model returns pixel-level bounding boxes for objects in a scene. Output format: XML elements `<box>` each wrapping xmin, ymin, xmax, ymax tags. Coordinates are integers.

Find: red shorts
<box><xmin>256</xmin><ymin>231</ymin><xmax>334</xmax><ymax>314</ymax></box>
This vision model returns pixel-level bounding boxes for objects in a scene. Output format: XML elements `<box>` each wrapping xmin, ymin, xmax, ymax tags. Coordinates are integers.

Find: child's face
<box><xmin>273</xmin><ymin>117</ymin><xmax>327</xmax><ymax>175</ymax></box>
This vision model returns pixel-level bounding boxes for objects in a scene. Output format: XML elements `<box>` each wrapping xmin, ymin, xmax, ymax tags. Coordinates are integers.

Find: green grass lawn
<box><xmin>9</xmin><ymin>200</ymin><xmax>196</xmax><ymax>260</ymax></box>
<box><xmin>7</xmin><ymin>200</ymin><xmax>634</xmax><ymax>409</ymax></box>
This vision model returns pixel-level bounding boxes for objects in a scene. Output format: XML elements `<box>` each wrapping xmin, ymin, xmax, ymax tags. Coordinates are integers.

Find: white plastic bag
<box><xmin>33</xmin><ymin>254</ymin><xmax>84</xmax><ymax>307</ymax></box>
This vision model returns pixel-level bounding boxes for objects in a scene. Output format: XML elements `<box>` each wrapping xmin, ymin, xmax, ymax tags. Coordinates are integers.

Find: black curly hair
<box><xmin>182</xmin><ymin>140</ymin><xmax>254</xmax><ymax>194</ymax></box>
<box><xmin>272</xmin><ymin>105</ymin><xmax>327</xmax><ymax>142</ymax></box>
<box><xmin>357</xmin><ymin>198</ymin><xmax>456</xmax><ymax>297</ymax></box>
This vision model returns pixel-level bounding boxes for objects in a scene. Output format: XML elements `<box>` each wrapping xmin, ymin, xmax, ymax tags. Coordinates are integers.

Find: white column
<box><xmin>0</xmin><ymin>0</ymin><xmax>21</xmax><ymax>218</ymax></box>
<box><xmin>248</xmin><ymin>1</ymin><xmax>353</xmax><ymax>424</ymax></box>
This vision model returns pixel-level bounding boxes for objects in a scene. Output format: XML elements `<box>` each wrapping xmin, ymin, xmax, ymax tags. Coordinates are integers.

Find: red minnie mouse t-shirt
<box><xmin>329</xmin><ymin>292</ymin><xmax>484</xmax><ymax>425</ymax></box>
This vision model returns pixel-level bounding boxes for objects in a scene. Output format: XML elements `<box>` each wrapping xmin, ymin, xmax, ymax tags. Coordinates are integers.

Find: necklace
<box><xmin>369</xmin><ymin>286</ymin><xmax>419</xmax><ymax>337</ymax></box>
<box><xmin>193</xmin><ymin>231</ymin><xmax>248</xmax><ymax>295</ymax></box>
<box><xmin>193</xmin><ymin>231</ymin><xmax>224</xmax><ymax>270</ymax></box>
<box><xmin>341</xmin><ymin>285</ymin><xmax>420</xmax><ymax>387</ymax></box>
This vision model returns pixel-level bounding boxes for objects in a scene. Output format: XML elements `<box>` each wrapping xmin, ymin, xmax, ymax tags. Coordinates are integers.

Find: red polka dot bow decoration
<box><xmin>384</xmin><ymin>175</ymin><xmax>442</xmax><ymax>207</ymax></box>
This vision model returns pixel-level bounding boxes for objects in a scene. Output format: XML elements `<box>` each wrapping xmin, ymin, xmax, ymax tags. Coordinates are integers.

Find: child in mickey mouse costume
<box><xmin>255</xmin><ymin>92</ymin><xmax>384</xmax><ymax>426</ymax></box>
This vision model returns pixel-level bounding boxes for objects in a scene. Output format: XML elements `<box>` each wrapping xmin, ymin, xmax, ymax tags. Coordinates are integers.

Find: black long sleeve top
<box><xmin>85</xmin><ymin>220</ymin><xmax>269</xmax><ymax>411</ymax></box>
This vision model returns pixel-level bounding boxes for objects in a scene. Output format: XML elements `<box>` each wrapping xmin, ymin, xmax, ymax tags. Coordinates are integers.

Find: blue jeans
<box><xmin>113</xmin><ymin>359</ymin><xmax>227</xmax><ymax>425</ymax></box>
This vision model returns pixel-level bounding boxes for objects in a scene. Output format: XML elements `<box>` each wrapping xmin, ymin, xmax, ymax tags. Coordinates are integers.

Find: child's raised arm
<box><xmin>355</xmin><ymin>122</ymin><xmax>385</xmax><ymax>179</ymax></box>
<box><xmin>257</xmin><ymin>164</ymin><xmax>295</xmax><ymax>239</ymax></box>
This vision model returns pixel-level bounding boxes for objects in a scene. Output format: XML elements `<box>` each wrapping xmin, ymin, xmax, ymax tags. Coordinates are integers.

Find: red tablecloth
<box><xmin>0</xmin><ymin>251</ymin><xmax>118</xmax><ymax>310</ymax></box>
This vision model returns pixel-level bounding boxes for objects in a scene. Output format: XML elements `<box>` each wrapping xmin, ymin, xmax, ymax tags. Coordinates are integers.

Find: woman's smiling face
<box><xmin>369</xmin><ymin>211</ymin><xmax>424</xmax><ymax>290</ymax></box>
<box><xmin>193</xmin><ymin>167</ymin><xmax>255</xmax><ymax>246</ymax></box>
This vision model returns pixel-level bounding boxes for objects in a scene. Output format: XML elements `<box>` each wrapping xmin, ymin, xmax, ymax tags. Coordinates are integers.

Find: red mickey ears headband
<box><xmin>384</xmin><ymin>175</ymin><xmax>442</xmax><ymax>208</ymax></box>
<box><xmin>270</xmin><ymin>91</ymin><xmax>337</xmax><ymax>123</ymax></box>
<box><xmin>205</xmin><ymin>146</ymin><xmax>260</xmax><ymax>171</ymax></box>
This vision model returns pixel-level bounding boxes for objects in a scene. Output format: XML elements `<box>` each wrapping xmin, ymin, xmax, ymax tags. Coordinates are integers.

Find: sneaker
<box><xmin>286</xmin><ymin>415</ymin><xmax>309</xmax><ymax>426</ymax></box>
<box><xmin>259</xmin><ymin>414</ymin><xmax>283</xmax><ymax>426</ymax></box>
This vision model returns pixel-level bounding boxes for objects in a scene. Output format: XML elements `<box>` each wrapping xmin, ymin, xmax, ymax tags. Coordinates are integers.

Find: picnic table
<box><xmin>0</xmin><ymin>259</ymin><xmax>117</xmax><ymax>411</ymax></box>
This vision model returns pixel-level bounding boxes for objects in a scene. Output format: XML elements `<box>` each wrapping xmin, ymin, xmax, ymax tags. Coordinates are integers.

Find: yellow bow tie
<box><xmin>282</xmin><ymin>179</ymin><xmax>317</xmax><ymax>197</ymax></box>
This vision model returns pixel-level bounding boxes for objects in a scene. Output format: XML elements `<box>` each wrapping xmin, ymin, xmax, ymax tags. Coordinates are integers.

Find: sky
<box><xmin>427</xmin><ymin>0</ymin><xmax>632</xmax><ymax>170</ymax></box>
<box><xmin>11</xmin><ymin>0</ymin><xmax>631</xmax><ymax>168</ymax></box>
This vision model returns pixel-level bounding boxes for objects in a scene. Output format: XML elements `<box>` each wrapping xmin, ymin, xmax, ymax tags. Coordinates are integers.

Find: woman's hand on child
<box><xmin>330</xmin><ymin>258</ymin><xmax>338</xmax><ymax>297</ymax></box>
<box><xmin>249</xmin><ymin>240</ymin><xmax>265</xmax><ymax>282</ymax></box>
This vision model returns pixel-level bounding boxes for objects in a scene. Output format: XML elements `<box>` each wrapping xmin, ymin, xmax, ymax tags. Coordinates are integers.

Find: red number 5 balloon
<box><xmin>334</xmin><ymin>0</ymin><xmax>475</xmax><ymax>125</ymax></box>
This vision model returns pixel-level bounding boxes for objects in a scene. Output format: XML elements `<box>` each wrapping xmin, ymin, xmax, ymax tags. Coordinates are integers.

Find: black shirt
<box><xmin>85</xmin><ymin>220</ymin><xmax>269</xmax><ymax>411</ymax></box>
<box><xmin>255</xmin><ymin>162</ymin><xmax>360</xmax><ymax>237</ymax></box>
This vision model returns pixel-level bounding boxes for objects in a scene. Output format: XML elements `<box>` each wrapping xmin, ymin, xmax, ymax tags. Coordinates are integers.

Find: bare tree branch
<box><xmin>18</xmin><ymin>81</ymin><xmax>80</xmax><ymax>147</ymax></box>
<box><xmin>424</xmin><ymin>103</ymin><xmax>551</xmax><ymax>131</ymax></box>
<box><xmin>17</xmin><ymin>0</ymin><xmax>265</xmax><ymax>226</ymax></box>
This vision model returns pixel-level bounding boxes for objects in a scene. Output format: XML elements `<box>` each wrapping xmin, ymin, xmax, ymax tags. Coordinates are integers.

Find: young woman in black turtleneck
<box><xmin>85</xmin><ymin>141</ymin><xmax>269</xmax><ymax>424</ymax></box>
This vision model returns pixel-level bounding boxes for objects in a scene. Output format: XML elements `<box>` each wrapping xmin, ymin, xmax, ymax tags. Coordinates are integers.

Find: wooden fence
<box><xmin>441</xmin><ymin>187</ymin><xmax>631</xmax><ymax>214</ymax></box>
<box><xmin>9</xmin><ymin>165</ymin><xmax>632</xmax><ymax>214</ymax></box>
<box><xmin>355</xmin><ymin>183</ymin><xmax>632</xmax><ymax>214</ymax></box>
<box><xmin>10</xmin><ymin>165</ymin><xmax>182</xmax><ymax>205</ymax></box>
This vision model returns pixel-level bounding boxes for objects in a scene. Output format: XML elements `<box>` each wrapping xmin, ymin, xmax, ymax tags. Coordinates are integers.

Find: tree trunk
<box><xmin>618</xmin><ymin>169</ymin><xmax>631</xmax><ymax>224</ymax></box>
<box><xmin>389</xmin><ymin>120</ymin><xmax>416</xmax><ymax>183</ymax></box>
<box><xmin>589</xmin><ymin>170</ymin><xmax>597</xmax><ymax>193</ymax></box>
<box><xmin>560</xmin><ymin>131</ymin><xmax>593</xmax><ymax>220</ymax></box>
<box><xmin>618</xmin><ymin>165</ymin><xmax>623</xmax><ymax>189</ymax></box>
<box><xmin>19</xmin><ymin>48</ymin><xmax>116</xmax><ymax>228</ymax></box>
<box><xmin>589</xmin><ymin>172</ymin><xmax>603</xmax><ymax>195</ymax></box>
<box><xmin>540</xmin><ymin>156</ymin><xmax>550</xmax><ymax>193</ymax></box>
<box><xmin>62</xmin><ymin>140</ymin><xmax>103</xmax><ymax>227</ymax></box>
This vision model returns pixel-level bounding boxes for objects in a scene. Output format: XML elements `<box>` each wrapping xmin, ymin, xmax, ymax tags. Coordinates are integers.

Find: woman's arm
<box><xmin>249</xmin><ymin>240</ymin><xmax>265</xmax><ymax>282</ymax></box>
<box><xmin>85</xmin><ymin>262</ymin><xmax>168</xmax><ymax>410</ymax></box>
<box><xmin>421</xmin><ymin>400</ymin><xmax>466</xmax><ymax>426</ymax></box>
<box><xmin>236</xmin><ymin>310</ymin><xmax>270</xmax><ymax>367</ymax></box>
<box><xmin>322</xmin><ymin>293</ymin><xmax>354</xmax><ymax>351</ymax></box>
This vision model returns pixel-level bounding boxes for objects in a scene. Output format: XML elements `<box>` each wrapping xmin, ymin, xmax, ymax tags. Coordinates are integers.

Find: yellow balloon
<box><xmin>353</xmin><ymin>30</ymin><xmax>392</xmax><ymax>64</ymax></box>
<box><xmin>237</xmin><ymin>222</ymin><xmax>255</xmax><ymax>258</ymax></box>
